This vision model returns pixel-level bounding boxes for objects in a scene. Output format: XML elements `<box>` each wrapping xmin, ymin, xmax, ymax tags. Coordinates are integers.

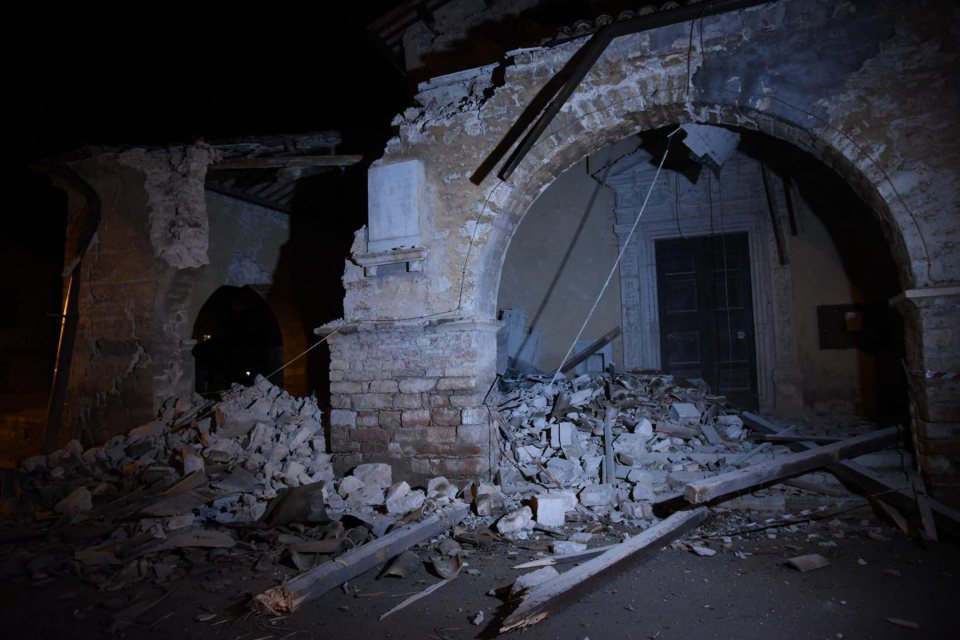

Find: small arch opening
<box><xmin>192</xmin><ymin>285</ymin><xmax>283</xmax><ymax>396</ymax></box>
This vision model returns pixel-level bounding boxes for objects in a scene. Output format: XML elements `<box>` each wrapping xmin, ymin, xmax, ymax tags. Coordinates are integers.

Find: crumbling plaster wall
<box><xmin>61</xmin><ymin>147</ymin><xmax>292</xmax><ymax>443</ymax></box>
<box><xmin>497</xmin><ymin>149</ymin><xmax>630</xmax><ymax>371</ymax></box>
<box><xmin>332</xmin><ymin>0</ymin><xmax>960</xmax><ymax>496</ymax></box>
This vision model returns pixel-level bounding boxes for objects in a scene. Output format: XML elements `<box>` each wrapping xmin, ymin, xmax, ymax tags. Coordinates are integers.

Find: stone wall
<box><xmin>325</xmin><ymin>320</ymin><xmax>499</xmax><ymax>482</ymax></box>
<box><xmin>57</xmin><ymin>147</ymin><xmax>294</xmax><ymax>444</ymax></box>
<box><xmin>333</xmin><ymin>0</ymin><xmax>960</xmax><ymax>497</ymax></box>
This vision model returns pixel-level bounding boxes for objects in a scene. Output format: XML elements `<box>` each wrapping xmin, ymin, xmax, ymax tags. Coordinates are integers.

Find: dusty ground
<box><xmin>3</xmin><ymin>507</ymin><xmax>959</xmax><ymax>640</ymax></box>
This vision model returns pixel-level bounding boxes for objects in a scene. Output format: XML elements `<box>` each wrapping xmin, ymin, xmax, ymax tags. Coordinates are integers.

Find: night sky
<box><xmin>1</xmin><ymin>8</ymin><xmax>411</xmax><ymax>255</ymax></box>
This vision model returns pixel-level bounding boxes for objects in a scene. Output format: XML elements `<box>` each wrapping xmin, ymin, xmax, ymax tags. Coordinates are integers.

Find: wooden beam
<box><xmin>204</xmin><ymin>183</ymin><xmax>292</xmax><ymax>215</ymax></box>
<box><xmin>500</xmin><ymin>507</ymin><xmax>708</xmax><ymax>633</ymax></box>
<box><xmin>559</xmin><ymin>327</ymin><xmax>621</xmax><ymax>375</ymax></box>
<box><xmin>213</xmin><ymin>155</ymin><xmax>362</xmax><ymax>170</ymax></box>
<box><xmin>250</xmin><ymin>505</ymin><xmax>469</xmax><ymax>615</ymax></box>
<box><xmin>761</xmin><ymin>164</ymin><xmax>789</xmax><ymax>265</ymax></box>
<box><xmin>741</xmin><ymin>412</ymin><xmax>960</xmax><ymax>538</ymax></box>
<box><xmin>474</xmin><ymin>0</ymin><xmax>771</xmax><ymax>183</ymax></box>
<box><xmin>684</xmin><ymin>425</ymin><xmax>904</xmax><ymax>504</ymax></box>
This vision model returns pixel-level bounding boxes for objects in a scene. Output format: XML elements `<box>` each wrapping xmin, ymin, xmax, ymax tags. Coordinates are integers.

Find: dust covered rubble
<box><xmin>2</xmin><ymin>376</ymin><xmax>471</xmax><ymax>592</ymax></box>
<box><xmin>492</xmin><ymin>371</ymin><xmax>842</xmax><ymax>533</ymax></box>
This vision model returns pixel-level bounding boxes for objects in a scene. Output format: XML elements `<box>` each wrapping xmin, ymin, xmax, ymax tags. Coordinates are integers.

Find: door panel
<box><xmin>655</xmin><ymin>232</ymin><xmax>758</xmax><ymax>409</ymax></box>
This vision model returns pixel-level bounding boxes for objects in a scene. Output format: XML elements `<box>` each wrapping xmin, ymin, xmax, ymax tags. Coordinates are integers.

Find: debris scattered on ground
<box><xmin>785</xmin><ymin>553</ymin><xmax>831</xmax><ymax>572</ymax></box>
<box><xmin>0</xmin><ymin>369</ymin><xmax>928</xmax><ymax>634</ymax></box>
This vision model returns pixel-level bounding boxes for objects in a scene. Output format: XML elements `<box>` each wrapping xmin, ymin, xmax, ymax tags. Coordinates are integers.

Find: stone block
<box><xmin>438</xmin><ymin>457</ymin><xmax>486</xmax><ymax>478</ymax></box>
<box><xmin>55</xmin><ymin>486</ymin><xmax>93</xmax><ymax>514</ymax></box>
<box><xmin>496</xmin><ymin>506</ymin><xmax>534</xmax><ymax>534</ymax></box>
<box><xmin>356</xmin><ymin>412</ymin><xmax>380</xmax><ymax>428</ymax></box>
<box><xmin>329</xmin><ymin>394</ymin><xmax>352</xmax><ymax>409</ymax></box>
<box><xmin>634</xmin><ymin>417</ymin><xmax>653</xmax><ymax>439</ymax></box>
<box><xmin>461</xmin><ymin>406</ymin><xmax>489</xmax><ymax>425</ymax></box>
<box><xmin>436</xmin><ymin>377</ymin><xmax>477</xmax><ymax>391</ymax></box>
<box><xmin>399</xmin><ymin>378</ymin><xmax>437</xmax><ymax>393</ymax></box>
<box><xmin>427</xmin><ymin>394</ymin><xmax>450</xmax><ymax>408</ymax></box>
<box><xmin>402</xmin><ymin>409</ymin><xmax>431</xmax><ymax>428</ymax></box>
<box><xmin>352</xmin><ymin>393</ymin><xmax>396</xmax><ymax>411</ymax></box>
<box><xmin>330</xmin><ymin>410</ymin><xmax>357</xmax><ymax>428</ymax></box>
<box><xmin>366</xmin><ymin>379</ymin><xmax>400</xmax><ymax>393</ymax></box>
<box><xmin>338</xmin><ymin>475</ymin><xmax>364</xmax><ymax>497</ymax></box>
<box><xmin>579</xmin><ymin>483</ymin><xmax>616</xmax><ymax>507</ymax></box>
<box><xmin>531</xmin><ymin>494</ymin><xmax>568</xmax><ymax>527</ymax></box>
<box><xmin>396</xmin><ymin>393</ymin><xmax>423</xmax><ymax>409</ymax></box>
<box><xmin>433</xmin><ymin>408</ymin><xmax>461</xmax><ymax>426</ymax></box>
<box><xmin>552</xmin><ymin>541</ymin><xmax>586</xmax><ymax>555</ymax></box>
<box><xmin>670</xmin><ymin>403</ymin><xmax>701</xmax><ymax>424</ymax></box>
<box><xmin>329</xmin><ymin>381</ymin><xmax>361</xmax><ymax>394</ymax></box>
<box><xmin>353</xmin><ymin>462</ymin><xmax>392</xmax><ymax>488</ymax></box>
<box><xmin>450</xmin><ymin>393</ymin><xmax>483</xmax><ymax>408</ymax></box>
<box><xmin>379</xmin><ymin>411</ymin><xmax>402</xmax><ymax>429</ymax></box>
<box><xmin>457</xmin><ymin>424</ymin><xmax>488</xmax><ymax>446</ymax></box>
<box><xmin>353</xmin><ymin>427</ymin><xmax>392</xmax><ymax>443</ymax></box>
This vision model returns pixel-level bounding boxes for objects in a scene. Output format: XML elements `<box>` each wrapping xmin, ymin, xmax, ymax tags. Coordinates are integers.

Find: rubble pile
<box><xmin>19</xmin><ymin>375</ymin><xmax>332</xmax><ymax>526</ymax></box>
<box><xmin>2</xmin><ymin>376</ymin><xmax>471</xmax><ymax>595</ymax></box>
<box><xmin>494</xmin><ymin>372</ymin><xmax>798</xmax><ymax>530</ymax></box>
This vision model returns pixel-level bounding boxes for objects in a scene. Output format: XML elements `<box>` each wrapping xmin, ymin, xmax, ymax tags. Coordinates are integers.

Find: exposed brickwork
<box><xmin>57</xmin><ymin>149</ymin><xmax>293</xmax><ymax>444</ymax></box>
<box><xmin>324</xmin><ymin>321</ymin><xmax>499</xmax><ymax>482</ymax></box>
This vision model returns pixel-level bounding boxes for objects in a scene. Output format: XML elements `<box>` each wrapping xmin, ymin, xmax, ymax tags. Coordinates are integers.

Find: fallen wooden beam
<box><xmin>500</xmin><ymin>507</ymin><xmax>708</xmax><ymax>633</ymax></box>
<box><xmin>559</xmin><ymin>327</ymin><xmax>621</xmax><ymax>375</ymax></box>
<box><xmin>684</xmin><ymin>426</ymin><xmax>904</xmax><ymax>504</ymax></box>
<box><xmin>741</xmin><ymin>412</ymin><xmax>960</xmax><ymax>538</ymax></box>
<box><xmin>250</xmin><ymin>504</ymin><xmax>469</xmax><ymax>615</ymax></box>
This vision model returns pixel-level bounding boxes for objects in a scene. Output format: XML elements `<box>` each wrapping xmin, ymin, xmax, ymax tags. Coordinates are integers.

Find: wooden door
<box><xmin>655</xmin><ymin>232</ymin><xmax>758</xmax><ymax>409</ymax></box>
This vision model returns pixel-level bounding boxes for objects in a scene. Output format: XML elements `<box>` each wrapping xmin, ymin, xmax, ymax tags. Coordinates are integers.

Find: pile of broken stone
<box><xmin>490</xmin><ymin>371</ymin><xmax>796</xmax><ymax>535</ymax></box>
<box><xmin>3</xmin><ymin>376</ymin><xmax>469</xmax><ymax>589</ymax></box>
<box><xmin>1</xmin><ymin>370</ymin><xmax>859</xmax><ymax>600</ymax></box>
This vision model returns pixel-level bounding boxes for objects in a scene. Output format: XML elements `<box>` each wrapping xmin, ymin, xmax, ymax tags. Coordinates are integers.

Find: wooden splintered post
<box><xmin>500</xmin><ymin>507</ymin><xmax>708</xmax><ymax>633</ymax></box>
<box><xmin>250</xmin><ymin>504</ymin><xmax>469</xmax><ymax>615</ymax></box>
<box><xmin>684</xmin><ymin>425</ymin><xmax>904</xmax><ymax>505</ymax></box>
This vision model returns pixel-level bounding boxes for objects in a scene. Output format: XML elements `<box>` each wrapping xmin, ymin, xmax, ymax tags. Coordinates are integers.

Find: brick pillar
<box><xmin>893</xmin><ymin>287</ymin><xmax>960</xmax><ymax>505</ymax></box>
<box><xmin>323</xmin><ymin>320</ymin><xmax>500</xmax><ymax>483</ymax></box>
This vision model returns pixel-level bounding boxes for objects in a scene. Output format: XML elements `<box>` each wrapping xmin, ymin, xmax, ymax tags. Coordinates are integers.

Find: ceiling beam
<box><xmin>212</xmin><ymin>155</ymin><xmax>363</xmax><ymax>170</ymax></box>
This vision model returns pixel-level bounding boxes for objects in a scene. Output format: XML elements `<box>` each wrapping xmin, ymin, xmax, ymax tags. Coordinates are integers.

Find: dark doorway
<box><xmin>192</xmin><ymin>286</ymin><xmax>283</xmax><ymax>396</ymax></box>
<box><xmin>656</xmin><ymin>232</ymin><xmax>758</xmax><ymax>409</ymax></box>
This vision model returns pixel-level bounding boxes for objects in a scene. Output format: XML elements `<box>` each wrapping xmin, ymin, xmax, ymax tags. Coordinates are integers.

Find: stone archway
<box><xmin>330</xmin><ymin>0</ymin><xmax>959</xmax><ymax>495</ymax></box>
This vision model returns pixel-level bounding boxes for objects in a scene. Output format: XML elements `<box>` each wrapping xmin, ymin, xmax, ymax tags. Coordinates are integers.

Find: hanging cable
<box><xmin>551</xmin><ymin>127</ymin><xmax>681</xmax><ymax>384</ymax></box>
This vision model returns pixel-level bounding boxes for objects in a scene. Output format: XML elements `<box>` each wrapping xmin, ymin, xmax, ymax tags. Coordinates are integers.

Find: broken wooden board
<box><xmin>250</xmin><ymin>504</ymin><xmax>469</xmax><ymax>615</ymax></box>
<box><xmin>559</xmin><ymin>327</ymin><xmax>621</xmax><ymax>375</ymax></box>
<box><xmin>741</xmin><ymin>412</ymin><xmax>960</xmax><ymax>539</ymax></box>
<box><xmin>500</xmin><ymin>507</ymin><xmax>708</xmax><ymax>633</ymax></box>
<box><xmin>684</xmin><ymin>425</ymin><xmax>903</xmax><ymax>504</ymax></box>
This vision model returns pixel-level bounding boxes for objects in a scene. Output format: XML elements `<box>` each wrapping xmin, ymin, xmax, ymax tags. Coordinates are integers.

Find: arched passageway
<box><xmin>498</xmin><ymin>124</ymin><xmax>909</xmax><ymax>422</ymax></box>
<box><xmin>192</xmin><ymin>286</ymin><xmax>283</xmax><ymax>396</ymax></box>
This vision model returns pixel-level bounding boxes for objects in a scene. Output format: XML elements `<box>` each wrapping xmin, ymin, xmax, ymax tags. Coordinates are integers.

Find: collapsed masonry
<box><xmin>324</xmin><ymin>0</ymin><xmax>960</xmax><ymax>502</ymax></box>
<box><xmin>5</xmin><ymin>371</ymin><xmax>950</xmax><ymax>633</ymax></box>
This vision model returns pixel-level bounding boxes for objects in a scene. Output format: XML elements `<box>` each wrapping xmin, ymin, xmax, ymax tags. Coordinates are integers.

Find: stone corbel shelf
<box><xmin>353</xmin><ymin>246</ymin><xmax>427</xmax><ymax>277</ymax></box>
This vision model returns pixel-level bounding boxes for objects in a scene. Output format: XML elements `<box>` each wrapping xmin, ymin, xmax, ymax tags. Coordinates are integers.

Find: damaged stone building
<box><xmin>2</xmin><ymin>1</ymin><xmax>959</xmax><ymax>638</ymax></box>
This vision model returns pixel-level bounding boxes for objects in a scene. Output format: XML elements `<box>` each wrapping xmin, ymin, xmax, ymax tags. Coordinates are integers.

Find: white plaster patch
<box><xmin>460</xmin><ymin>220</ymin><xmax>490</xmax><ymax>240</ymax></box>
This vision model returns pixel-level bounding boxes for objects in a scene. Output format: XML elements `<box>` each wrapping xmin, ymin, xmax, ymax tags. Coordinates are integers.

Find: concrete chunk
<box><xmin>670</xmin><ymin>403</ymin><xmax>701</xmax><ymax>424</ymax></box>
<box><xmin>55</xmin><ymin>486</ymin><xmax>92</xmax><ymax>514</ymax></box>
<box><xmin>578</xmin><ymin>484</ymin><xmax>616</xmax><ymax>507</ymax></box>
<box><xmin>496</xmin><ymin>506</ymin><xmax>534</xmax><ymax>534</ymax></box>
<box><xmin>353</xmin><ymin>463</ymin><xmax>392</xmax><ymax>488</ymax></box>
<box><xmin>531</xmin><ymin>494</ymin><xmax>568</xmax><ymax>527</ymax></box>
